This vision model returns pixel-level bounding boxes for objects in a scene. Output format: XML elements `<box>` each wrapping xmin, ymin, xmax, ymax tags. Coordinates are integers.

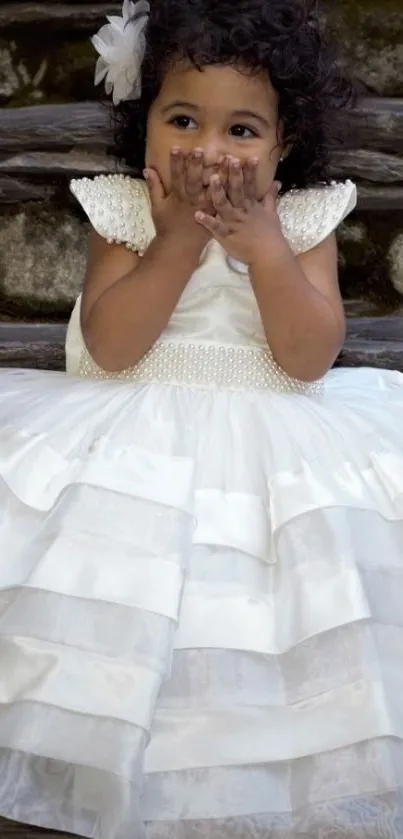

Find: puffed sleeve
<box><xmin>66</xmin><ymin>174</ymin><xmax>155</xmax><ymax>375</ymax></box>
<box><xmin>69</xmin><ymin>173</ymin><xmax>155</xmax><ymax>255</ymax></box>
<box><xmin>277</xmin><ymin>179</ymin><xmax>357</xmax><ymax>254</ymax></box>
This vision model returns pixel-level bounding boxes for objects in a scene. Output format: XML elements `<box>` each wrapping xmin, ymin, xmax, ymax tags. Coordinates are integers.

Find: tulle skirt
<box><xmin>1</xmin><ymin>364</ymin><xmax>403</xmax><ymax>838</ymax></box>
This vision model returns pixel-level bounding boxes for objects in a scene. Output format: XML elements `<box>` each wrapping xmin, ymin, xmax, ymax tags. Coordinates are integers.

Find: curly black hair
<box><xmin>112</xmin><ymin>0</ymin><xmax>356</xmax><ymax>192</ymax></box>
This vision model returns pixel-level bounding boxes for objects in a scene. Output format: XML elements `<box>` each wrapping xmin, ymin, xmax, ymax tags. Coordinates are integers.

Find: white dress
<box><xmin>1</xmin><ymin>174</ymin><xmax>403</xmax><ymax>839</ymax></box>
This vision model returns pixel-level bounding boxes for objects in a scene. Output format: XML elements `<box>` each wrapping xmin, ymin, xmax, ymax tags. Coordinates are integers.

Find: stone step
<box><xmin>0</xmin><ymin>102</ymin><xmax>112</xmax><ymax>152</ymax></box>
<box><xmin>2</xmin><ymin>99</ymin><xmax>402</xmax><ymax>156</ymax></box>
<box><xmin>1</xmin><ymin>147</ymin><xmax>403</xmax><ymax>187</ymax></box>
<box><xmin>0</xmin><ymin>816</ymin><xmax>66</xmax><ymax>838</ymax></box>
<box><xmin>0</xmin><ymin>199</ymin><xmax>402</xmax><ymax>320</ymax></box>
<box><xmin>2</xmin><ymin>174</ymin><xmax>403</xmax><ymax>209</ymax></box>
<box><xmin>0</xmin><ymin>100</ymin><xmax>402</xmax><ymax>208</ymax></box>
<box><xmin>0</xmin><ymin>2</ymin><xmax>118</xmax><ymax>28</ymax></box>
<box><xmin>1</xmin><ymin>316</ymin><xmax>403</xmax><ymax>372</ymax></box>
<box><xmin>1</xmin><ymin>152</ymin><xmax>403</xmax><ymax>206</ymax></box>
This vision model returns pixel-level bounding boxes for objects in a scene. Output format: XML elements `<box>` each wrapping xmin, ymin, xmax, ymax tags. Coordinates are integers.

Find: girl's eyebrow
<box><xmin>161</xmin><ymin>100</ymin><xmax>199</xmax><ymax>113</ymax></box>
<box><xmin>231</xmin><ymin>110</ymin><xmax>271</xmax><ymax>129</ymax></box>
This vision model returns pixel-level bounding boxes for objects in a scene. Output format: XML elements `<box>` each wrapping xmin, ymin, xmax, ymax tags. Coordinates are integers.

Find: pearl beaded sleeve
<box><xmin>70</xmin><ymin>174</ymin><xmax>155</xmax><ymax>255</ymax></box>
<box><xmin>277</xmin><ymin>180</ymin><xmax>357</xmax><ymax>254</ymax></box>
<box><xmin>70</xmin><ymin>174</ymin><xmax>356</xmax><ymax>257</ymax></box>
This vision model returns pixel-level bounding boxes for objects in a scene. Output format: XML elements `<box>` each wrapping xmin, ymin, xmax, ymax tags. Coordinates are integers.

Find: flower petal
<box><xmin>91</xmin><ymin>0</ymin><xmax>149</xmax><ymax>102</ymax></box>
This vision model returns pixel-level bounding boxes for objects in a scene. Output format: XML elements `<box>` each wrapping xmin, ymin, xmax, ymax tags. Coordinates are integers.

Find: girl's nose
<box><xmin>200</xmin><ymin>132</ymin><xmax>227</xmax><ymax>168</ymax></box>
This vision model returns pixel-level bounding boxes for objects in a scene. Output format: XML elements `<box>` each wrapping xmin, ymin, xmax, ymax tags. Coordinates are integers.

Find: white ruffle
<box><xmin>1</xmin><ymin>364</ymin><xmax>403</xmax><ymax>837</ymax></box>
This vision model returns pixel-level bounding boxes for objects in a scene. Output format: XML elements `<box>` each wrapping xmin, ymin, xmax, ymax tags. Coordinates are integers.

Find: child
<box><xmin>1</xmin><ymin>0</ymin><xmax>403</xmax><ymax>837</ymax></box>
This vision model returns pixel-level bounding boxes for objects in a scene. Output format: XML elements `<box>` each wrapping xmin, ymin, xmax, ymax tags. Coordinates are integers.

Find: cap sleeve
<box><xmin>277</xmin><ymin>179</ymin><xmax>357</xmax><ymax>255</ymax></box>
<box><xmin>70</xmin><ymin>174</ymin><xmax>155</xmax><ymax>255</ymax></box>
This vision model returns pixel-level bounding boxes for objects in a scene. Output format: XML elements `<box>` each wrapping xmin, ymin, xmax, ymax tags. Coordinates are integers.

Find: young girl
<box><xmin>1</xmin><ymin>0</ymin><xmax>403</xmax><ymax>837</ymax></box>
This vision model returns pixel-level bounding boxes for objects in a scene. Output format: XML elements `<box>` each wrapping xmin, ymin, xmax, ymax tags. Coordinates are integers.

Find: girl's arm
<box><xmin>80</xmin><ymin>151</ymin><xmax>211</xmax><ymax>373</ymax></box>
<box><xmin>196</xmin><ymin>168</ymin><xmax>351</xmax><ymax>383</ymax></box>
<box><xmin>81</xmin><ymin>231</ymin><xmax>201</xmax><ymax>373</ymax></box>
<box><xmin>249</xmin><ymin>232</ymin><xmax>345</xmax><ymax>382</ymax></box>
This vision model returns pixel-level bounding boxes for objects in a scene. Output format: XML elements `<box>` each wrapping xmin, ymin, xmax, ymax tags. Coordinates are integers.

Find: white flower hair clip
<box><xmin>92</xmin><ymin>0</ymin><xmax>150</xmax><ymax>105</ymax></box>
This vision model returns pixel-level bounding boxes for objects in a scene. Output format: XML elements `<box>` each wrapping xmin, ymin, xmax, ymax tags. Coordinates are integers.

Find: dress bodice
<box><xmin>153</xmin><ymin>239</ymin><xmax>269</xmax><ymax>347</ymax></box>
<box><xmin>66</xmin><ymin>175</ymin><xmax>356</xmax><ymax>392</ymax></box>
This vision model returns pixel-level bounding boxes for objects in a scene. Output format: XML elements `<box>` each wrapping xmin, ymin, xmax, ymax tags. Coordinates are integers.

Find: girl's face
<box><xmin>146</xmin><ymin>63</ymin><xmax>283</xmax><ymax>201</ymax></box>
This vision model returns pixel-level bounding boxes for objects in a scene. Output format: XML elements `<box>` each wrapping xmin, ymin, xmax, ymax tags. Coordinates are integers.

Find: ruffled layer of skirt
<box><xmin>1</xmin><ymin>364</ymin><xmax>403</xmax><ymax>837</ymax></box>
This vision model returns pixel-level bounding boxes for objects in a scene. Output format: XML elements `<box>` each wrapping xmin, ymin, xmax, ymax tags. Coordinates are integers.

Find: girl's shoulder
<box><xmin>70</xmin><ymin>174</ymin><xmax>356</xmax><ymax>255</ymax></box>
<box><xmin>277</xmin><ymin>179</ymin><xmax>357</xmax><ymax>254</ymax></box>
<box><xmin>70</xmin><ymin>174</ymin><xmax>155</xmax><ymax>256</ymax></box>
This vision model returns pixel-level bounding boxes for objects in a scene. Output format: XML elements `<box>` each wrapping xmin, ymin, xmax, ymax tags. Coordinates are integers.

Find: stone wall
<box><xmin>326</xmin><ymin>0</ymin><xmax>403</xmax><ymax>97</ymax></box>
<box><xmin>0</xmin><ymin>0</ymin><xmax>402</xmax><ymax>323</ymax></box>
<box><xmin>1</xmin><ymin>0</ymin><xmax>402</xmax><ymax>107</ymax></box>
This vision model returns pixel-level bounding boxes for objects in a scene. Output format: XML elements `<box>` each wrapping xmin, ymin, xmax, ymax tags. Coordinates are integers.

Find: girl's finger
<box><xmin>170</xmin><ymin>147</ymin><xmax>186</xmax><ymax>196</ymax></box>
<box><xmin>228</xmin><ymin>158</ymin><xmax>245</xmax><ymax>208</ymax></box>
<box><xmin>218</xmin><ymin>156</ymin><xmax>230</xmax><ymax>192</ymax></box>
<box><xmin>263</xmin><ymin>180</ymin><xmax>282</xmax><ymax>210</ymax></box>
<box><xmin>185</xmin><ymin>148</ymin><xmax>204</xmax><ymax>203</ymax></box>
<box><xmin>195</xmin><ymin>211</ymin><xmax>229</xmax><ymax>238</ymax></box>
<box><xmin>143</xmin><ymin>168</ymin><xmax>165</xmax><ymax>207</ymax></box>
<box><xmin>209</xmin><ymin>175</ymin><xmax>233</xmax><ymax>217</ymax></box>
<box><xmin>243</xmin><ymin>157</ymin><xmax>259</xmax><ymax>200</ymax></box>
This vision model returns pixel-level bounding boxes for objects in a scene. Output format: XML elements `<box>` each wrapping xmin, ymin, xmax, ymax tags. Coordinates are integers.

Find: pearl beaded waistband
<box><xmin>79</xmin><ymin>341</ymin><xmax>324</xmax><ymax>395</ymax></box>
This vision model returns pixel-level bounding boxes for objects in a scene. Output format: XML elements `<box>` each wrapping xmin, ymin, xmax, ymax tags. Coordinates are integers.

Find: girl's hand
<box><xmin>144</xmin><ymin>148</ymin><xmax>213</xmax><ymax>255</ymax></box>
<box><xmin>195</xmin><ymin>157</ymin><xmax>283</xmax><ymax>265</ymax></box>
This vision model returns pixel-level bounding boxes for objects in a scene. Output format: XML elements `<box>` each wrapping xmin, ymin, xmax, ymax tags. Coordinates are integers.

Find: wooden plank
<box><xmin>0</xmin><ymin>2</ymin><xmax>119</xmax><ymax>27</ymax></box>
<box><xmin>339</xmin><ymin>316</ymin><xmax>403</xmax><ymax>369</ymax></box>
<box><xmin>0</xmin><ymin>816</ymin><xmax>68</xmax><ymax>838</ymax></box>
<box><xmin>0</xmin><ymin>178</ymin><xmax>56</xmax><ymax>203</ymax></box>
<box><xmin>0</xmin><ymin>150</ymin><xmax>127</xmax><ymax>176</ymax></box>
<box><xmin>0</xmin><ymin>103</ymin><xmax>113</xmax><ymax>153</ymax></box>
<box><xmin>337</xmin><ymin>341</ymin><xmax>403</xmax><ymax>371</ymax></box>
<box><xmin>356</xmin><ymin>185</ymin><xmax>403</xmax><ymax>210</ymax></box>
<box><xmin>1</xmin><ymin>99</ymin><xmax>402</xmax><ymax>156</ymax></box>
<box><xmin>1</xmin><ymin>154</ymin><xmax>403</xmax><ymax>208</ymax></box>
<box><xmin>346</xmin><ymin>315</ymin><xmax>403</xmax><ymax>341</ymax></box>
<box><xmin>340</xmin><ymin>97</ymin><xmax>403</xmax><ymax>154</ymax></box>
<box><xmin>1</xmin><ymin>317</ymin><xmax>403</xmax><ymax>372</ymax></box>
<box><xmin>2</xmin><ymin>148</ymin><xmax>402</xmax><ymax>184</ymax></box>
<box><xmin>330</xmin><ymin>149</ymin><xmax>403</xmax><ymax>184</ymax></box>
<box><xmin>1</xmin><ymin>317</ymin><xmax>402</xmax><ymax>343</ymax></box>
<box><xmin>0</xmin><ymin>324</ymin><xmax>65</xmax><ymax>370</ymax></box>
<box><xmin>1</xmin><ymin>177</ymin><xmax>402</xmax><ymax>210</ymax></box>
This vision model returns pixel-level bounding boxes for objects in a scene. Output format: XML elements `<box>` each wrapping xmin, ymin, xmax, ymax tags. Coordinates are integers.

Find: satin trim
<box><xmin>0</xmin><ymin>429</ymin><xmax>195</xmax><ymax>513</ymax></box>
<box><xmin>0</xmin><ymin>636</ymin><xmax>162</xmax><ymax>730</ymax></box>
<box><xmin>269</xmin><ymin>454</ymin><xmax>403</xmax><ymax>533</ymax></box>
<box><xmin>144</xmin><ymin>678</ymin><xmax>403</xmax><ymax>773</ymax></box>
<box><xmin>0</xmin><ymin>538</ymin><xmax>184</xmax><ymax>618</ymax></box>
<box><xmin>194</xmin><ymin>489</ymin><xmax>273</xmax><ymax>563</ymax></box>
<box><xmin>174</xmin><ymin>573</ymin><xmax>370</xmax><ymax>654</ymax></box>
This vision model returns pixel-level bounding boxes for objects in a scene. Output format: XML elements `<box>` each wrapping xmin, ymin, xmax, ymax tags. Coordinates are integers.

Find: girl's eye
<box><xmin>230</xmin><ymin>124</ymin><xmax>257</xmax><ymax>139</ymax></box>
<box><xmin>170</xmin><ymin>116</ymin><xmax>197</xmax><ymax>130</ymax></box>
